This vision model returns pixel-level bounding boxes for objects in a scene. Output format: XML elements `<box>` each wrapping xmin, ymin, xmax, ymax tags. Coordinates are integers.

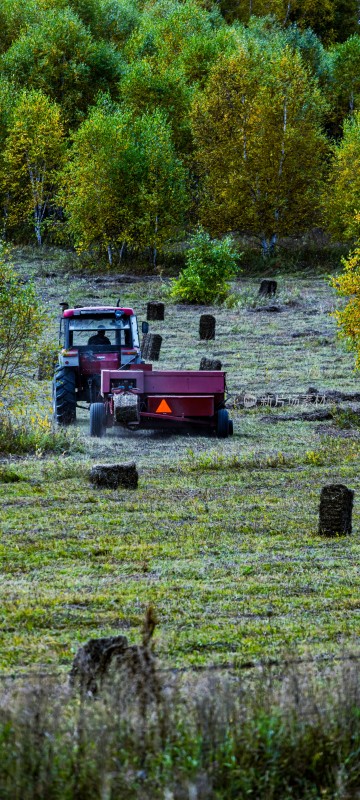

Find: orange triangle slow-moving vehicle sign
<box><xmin>156</xmin><ymin>399</ymin><xmax>172</xmax><ymax>414</ymax></box>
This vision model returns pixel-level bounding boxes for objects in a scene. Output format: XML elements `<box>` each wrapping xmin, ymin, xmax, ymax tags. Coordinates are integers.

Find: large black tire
<box><xmin>90</xmin><ymin>403</ymin><xmax>106</xmax><ymax>438</ymax></box>
<box><xmin>53</xmin><ymin>367</ymin><xmax>76</xmax><ymax>425</ymax></box>
<box><xmin>217</xmin><ymin>408</ymin><xmax>230</xmax><ymax>438</ymax></box>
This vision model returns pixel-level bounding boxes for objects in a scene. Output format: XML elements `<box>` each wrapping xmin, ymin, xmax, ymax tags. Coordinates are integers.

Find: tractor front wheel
<box><xmin>53</xmin><ymin>367</ymin><xmax>76</xmax><ymax>425</ymax></box>
<box><xmin>90</xmin><ymin>403</ymin><xmax>106</xmax><ymax>438</ymax></box>
<box><xmin>216</xmin><ymin>408</ymin><xmax>230</xmax><ymax>438</ymax></box>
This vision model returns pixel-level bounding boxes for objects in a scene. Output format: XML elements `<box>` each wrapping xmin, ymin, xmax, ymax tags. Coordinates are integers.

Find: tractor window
<box><xmin>68</xmin><ymin>317</ymin><xmax>131</xmax><ymax>347</ymax></box>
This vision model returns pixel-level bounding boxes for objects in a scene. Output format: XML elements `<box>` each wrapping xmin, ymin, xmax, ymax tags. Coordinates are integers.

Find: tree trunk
<box><xmin>261</xmin><ymin>235</ymin><xmax>277</xmax><ymax>258</ymax></box>
<box><xmin>34</xmin><ymin>214</ymin><xmax>42</xmax><ymax>247</ymax></box>
<box><xmin>118</xmin><ymin>242</ymin><xmax>126</xmax><ymax>263</ymax></box>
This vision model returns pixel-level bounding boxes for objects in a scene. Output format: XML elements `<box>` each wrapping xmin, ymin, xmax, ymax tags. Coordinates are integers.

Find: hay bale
<box><xmin>69</xmin><ymin>635</ymin><xmax>128</xmax><ymax>693</ymax></box>
<box><xmin>141</xmin><ymin>333</ymin><xmax>162</xmax><ymax>361</ymax></box>
<box><xmin>69</xmin><ymin>609</ymin><xmax>162</xmax><ymax>703</ymax></box>
<box><xmin>90</xmin><ymin>462</ymin><xmax>138</xmax><ymax>489</ymax></box>
<box><xmin>199</xmin><ymin>314</ymin><xmax>216</xmax><ymax>340</ymax></box>
<box><xmin>113</xmin><ymin>392</ymin><xmax>139</xmax><ymax>424</ymax></box>
<box><xmin>146</xmin><ymin>301</ymin><xmax>165</xmax><ymax>321</ymax></box>
<box><xmin>199</xmin><ymin>357</ymin><xmax>222</xmax><ymax>370</ymax></box>
<box><xmin>318</xmin><ymin>484</ymin><xmax>354</xmax><ymax>536</ymax></box>
<box><xmin>259</xmin><ymin>279</ymin><xmax>277</xmax><ymax>297</ymax></box>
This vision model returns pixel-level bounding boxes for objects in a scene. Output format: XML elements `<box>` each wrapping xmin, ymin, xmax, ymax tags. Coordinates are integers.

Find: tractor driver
<box><xmin>88</xmin><ymin>325</ymin><xmax>111</xmax><ymax>346</ymax></box>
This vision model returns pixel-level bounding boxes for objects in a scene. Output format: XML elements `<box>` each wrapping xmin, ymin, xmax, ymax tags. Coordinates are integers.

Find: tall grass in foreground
<box><xmin>0</xmin><ymin>661</ymin><xmax>360</xmax><ymax>799</ymax></box>
<box><xmin>0</xmin><ymin>413</ymin><xmax>83</xmax><ymax>455</ymax></box>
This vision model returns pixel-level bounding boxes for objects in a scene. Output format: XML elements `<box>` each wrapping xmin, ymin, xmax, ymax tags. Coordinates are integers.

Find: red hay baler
<box><xmin>90</xmin><ymin>363</ymin><xmax>233</xmax><ymax>438</ymax></box>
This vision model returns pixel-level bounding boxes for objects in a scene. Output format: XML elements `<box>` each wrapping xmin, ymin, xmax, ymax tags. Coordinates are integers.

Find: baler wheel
<box><xmin>217</xmin><ymin>408</ymin><xmax>230</xmax><ymax>438</ymax></box>
<box><xmin>228</xmin><ymin>419</ymin><xmax>234</xmax><ymax>436</ymax></box>
<box><xmin>90</xmin><ymin>403</ymin><xmax>106</xmax><ymax>438</ymax></box>
<box><xmin>53</xmin><ymin>367</ymin><xmax>76</xmax><ymax>425</ymax></box>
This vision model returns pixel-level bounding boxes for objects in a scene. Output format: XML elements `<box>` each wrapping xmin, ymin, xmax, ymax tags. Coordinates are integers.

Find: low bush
<box><xmin>170</xmin><ymin>227</ymin><xmax>240</xmax><ymax>304</ymax></box>
<box><xmin>0</xmin><ymin>244</ymin><xmax>45</xmax><ymax>396</ymax></box>
<box><xmin>0</xmin><ymin>465</ymin><xmax>26</xmax><ymax>483</ymax></box>
<box><xmin>0</xmin><ymin>413</ymin><xmax>83</xmax><ymax>455</ymax></box>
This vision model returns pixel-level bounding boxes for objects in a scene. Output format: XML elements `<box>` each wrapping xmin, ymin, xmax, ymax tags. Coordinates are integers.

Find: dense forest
<box><xmin>1</xmin><ymin>0</ymin><xmax>360</xmax><ymax>262</ymax></box>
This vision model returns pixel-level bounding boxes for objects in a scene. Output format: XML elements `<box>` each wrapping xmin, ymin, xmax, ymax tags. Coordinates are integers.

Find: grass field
<box><xmin>1</xmin><ymin>251</ymin><xmax>360</xmax><ymax>673</ymax></box>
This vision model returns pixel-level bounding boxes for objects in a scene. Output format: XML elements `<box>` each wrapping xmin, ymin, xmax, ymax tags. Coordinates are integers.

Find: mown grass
<box><xmin>0</xmin><ymin>252</ymin><xmax>360</xmax><ymax>673</ymax></box>
<box><xmin>0</xmin><ymin>428</ymin><xmax>360</xmax><ymax>671</ymax></box>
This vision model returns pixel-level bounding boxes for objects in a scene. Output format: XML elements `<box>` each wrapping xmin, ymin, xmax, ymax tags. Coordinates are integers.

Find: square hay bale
<box><xmin>90</xmin><ymin>462</ymin><xmax>138</xmax><ymax>489</ymax></box>
<box><xmin>318</xmin><ymin>484</ymin><xmax>354</xmax><ymax>536</ymax></box>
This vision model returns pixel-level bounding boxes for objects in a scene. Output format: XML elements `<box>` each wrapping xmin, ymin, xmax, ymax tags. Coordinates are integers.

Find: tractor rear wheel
<box><xmin>53</xmin><ymin>367</ymin><xmax>76</xmax><ymax>425</ymax></box>
<box><xmin>217</xmin><ymin>408</ymin><xmax>230</xmax><ymax>438</ymax></box>
<box><xmin>90</xmin><ymin>403</ymin><xmax>106</xmax><ymax>438</ymax></box>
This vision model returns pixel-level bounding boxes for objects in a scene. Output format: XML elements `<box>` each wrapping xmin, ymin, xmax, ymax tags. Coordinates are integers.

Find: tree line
<box><xmin>1</xmin><ymin>0</ymin><xmax>360</xmax><ymax>261</ymax></box>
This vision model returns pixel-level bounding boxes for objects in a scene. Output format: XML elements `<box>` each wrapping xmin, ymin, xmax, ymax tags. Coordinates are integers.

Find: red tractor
<box><xmin>53</xmin><ymin>304</ymin><xmax>233</xmax><ymax>438</ymax></box>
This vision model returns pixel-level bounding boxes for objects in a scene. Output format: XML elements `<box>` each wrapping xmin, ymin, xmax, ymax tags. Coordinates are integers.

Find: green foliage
<box><xmin>219</xmin><ymin>0</ymin><xmax>359</xmax><ymax>44</ymax></box>
<box><xmin>61</xmin><ymin>105</ymin><xmax>188</xmax><ymax>261</ymax></box>
<box><xmin>325</xmin><ymin>112</ymin><xmax>360</xmax><ymax>240</ymax></box>
<box><xmin>170</xmin><ymin>227</ymin><xmax>239</xmax><ymax>303</ymax></box>
<box><xmin>1</xmin><ymin>6</ymin><xmax>123</xmax><ymax>127</ymax></box>
<box><xmin>192</xmin><ymin>43</ymin><xmax>328</xmax><ymax>247</ymax></box>
<box><xmin>327</xmin><ymin>35</ymin><xmax>360</xmax><ymax>134</ymax></box>
<box><xmin>0</xmin><ymin>412</ymin><xmax>82</xmax><ymax>454</ymax></box>
<box><xmin>331</xmin><ymin>240</ymin><xmax>360</xmax><ymax>369</ymax></box>
<box><xmin>0</xmin><ymin>78</ymin><xmax>16</xmax><ymax>213</ymax></box>
<box><xmin>0</xmin><ymin>465</ymin><xmax>25</xmax><ymax>483</ymax></box>
<box><xmin>1</xmin><ymin>90</ymin><xmax>65</xmax><ymax>245</ymax></box>
<box><xmin>0</xmin><ymin>244</ymin><xmax>45</xmax><ymax>396</ymax></box>
<box><xmin>121</xmin><ymin>0</ymin><xmax>228</xmax><ymax>154</ymax></box>
<box><xmin>120</xmin><ymin>61</ymin><xmax>193</xmax><ymax>155</ymax></box>
<box><xmin>0</xmin><ymin>0</ymin><xmax>358</xmax><ymax>255</ymax></box>
<box><xmin>40</xmin><ymin>0</ymin><xmax>140</xmax><ymax>44</ymax></box>
<box><xmin>93</xmin><ymin>0</ymin><xmax>140</xmax><ymax>45</ymax></box>
<box><xmin>0</xmin><ymin>0</ymin><xmax>39</xmax><ymax>54</ymax></box>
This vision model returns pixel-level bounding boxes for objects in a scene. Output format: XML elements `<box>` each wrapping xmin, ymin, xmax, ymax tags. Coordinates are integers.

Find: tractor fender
<box><xmin>59</xmin><ymin>350</ymin><xmax>80</xmax><ymax>368</ymax></box>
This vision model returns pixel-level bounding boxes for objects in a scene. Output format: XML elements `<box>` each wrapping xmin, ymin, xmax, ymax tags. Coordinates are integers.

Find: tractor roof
<box><xmin>63</xmin><ymin>306</ymin><xmax>134</xmax><ymax>317</ymax></box>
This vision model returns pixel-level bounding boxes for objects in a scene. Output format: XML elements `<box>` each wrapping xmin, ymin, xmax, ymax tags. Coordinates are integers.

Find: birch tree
<box><xmin>327</xmin><ymin>36</ymin><xmax>360</xmax><ymax>133</ymax></box>
<box><xmin>61</xmin><ymin>106</ymin><xmax>187</xmax><ymax>263</ymax></box>
<box><xmin>0</xmin><ymin>244</ymin><xmax>44</xmax><ymax>396</ymax></box>
<box><xmin>217</xmin><ymin>0</ymin><xmax>358</xmax><ymax>43</ymax></box>
<box><xmin>331</xmin><ymin>240</ymin><xmax>360</xmax><ymax>370</ymax></box>
<box><xmin>191</xmin><ymin>45</ymin><xmax>327</xmax><ymax>253</ymax></box>
<box><xmin>2</xmin><ymin>91</ymin><xmax>65</xmax><ymax>245</ymax></box>
<box><xmin>0</xmin><ymin>0</ymin><xmax>38</xmax><ymax>54</ymax></box>
<box><xmin>325</xmin><ymin>112</ymin><xmax>360</xmax><ymax>240</ymax></box>
<box><xmin>1</xmin><ymin>6</ymin><xmax>123</xmax><ymax>128</ymax></box>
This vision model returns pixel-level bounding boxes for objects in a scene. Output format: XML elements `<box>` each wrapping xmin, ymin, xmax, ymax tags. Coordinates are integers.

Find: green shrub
<box><xmin>0</xmin><ymin>465</ymin><xmax>25</xmax><ymax>483</ymax></box>
<box><xmin>0</xmin><ymin>244</ymin><xmax>45</xmax><ymax>396</ymax></box>
<box><xmin>170</xmin><ymin>227</ymin><xmax>240</xmax><ymax>304</ymax></box>
<box><xmin>0</xmin><ymin>413</ymin><xmax>83</xmax><ymax>455</ymax></box>
<box><xmin>37</xmin><ymin>342</ymin><xmax>59</xmax><ymax>380</ymax></box>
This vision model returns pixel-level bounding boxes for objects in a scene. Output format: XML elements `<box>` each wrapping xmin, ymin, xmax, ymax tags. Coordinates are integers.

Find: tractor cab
<box><xmin>53</xmin><ymin>305</ymin><xmax>143</xmax><ymax>424</ymax></box>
